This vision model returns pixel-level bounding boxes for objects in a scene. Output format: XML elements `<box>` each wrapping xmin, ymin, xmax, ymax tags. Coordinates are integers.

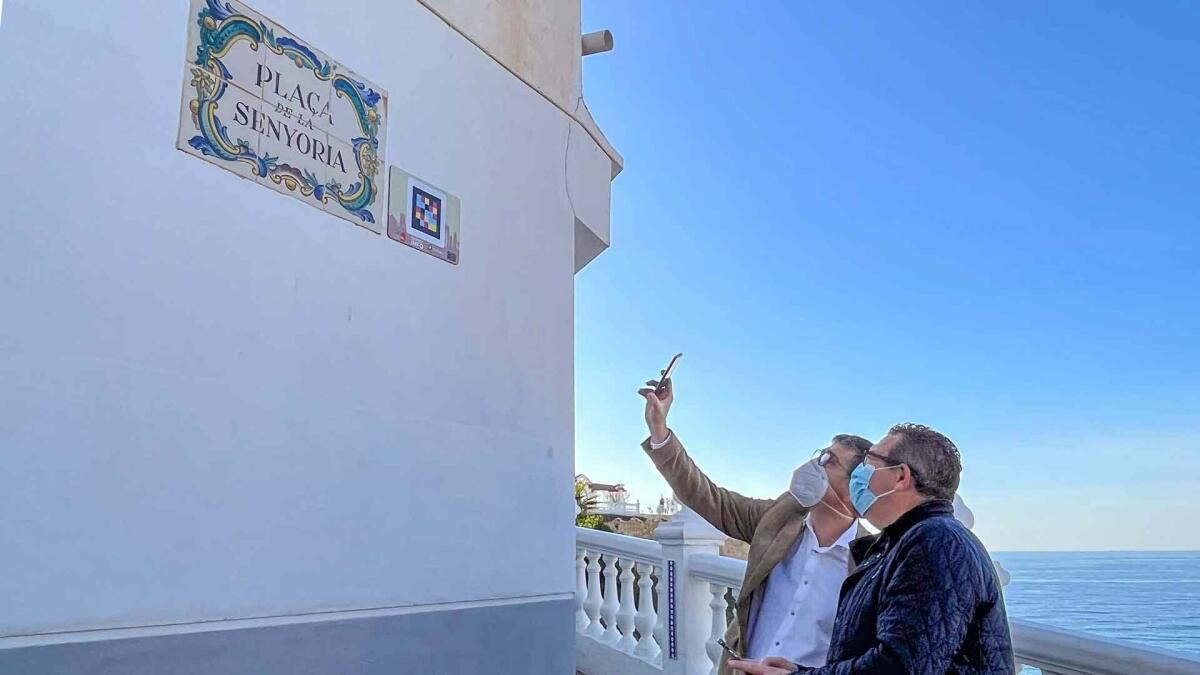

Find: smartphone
<box><xmin>716</xmin><ymin>638</ymin><xmax>744</xmax><ymax>660</ymax></box>
<box><xmin>655</xmin><ymin>353</ymin><xmax>683</xmax><ymax>394</ymax></box>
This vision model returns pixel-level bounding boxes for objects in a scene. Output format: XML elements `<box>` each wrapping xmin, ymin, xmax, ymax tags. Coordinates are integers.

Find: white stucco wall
<box><xmin>0</xmin><ymin>0</ymin><xmax>591</xmax><ymax>638</ymax></box>
<box><xmin>423</xmin><ymin>0</ymin><xmax>582</xmax><ymax>112</ymax></box>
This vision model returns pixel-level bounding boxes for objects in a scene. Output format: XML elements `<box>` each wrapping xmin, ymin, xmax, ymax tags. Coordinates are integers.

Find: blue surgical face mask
<box><xmin>849</xmin><ymin>461</ymin><xmax>901</xmax><ymax>516</ymax></box>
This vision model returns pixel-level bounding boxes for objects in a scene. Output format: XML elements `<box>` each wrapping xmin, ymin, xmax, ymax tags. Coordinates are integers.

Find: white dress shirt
<box><xmin>745</xmin><ymin>516</ymin><xmax>856</xmax><ymax>667</ymax></box>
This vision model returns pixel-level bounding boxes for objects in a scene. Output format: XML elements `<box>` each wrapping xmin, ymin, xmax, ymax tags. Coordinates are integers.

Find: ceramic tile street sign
<box><xmin>177</xmin><ymin>0</ymin><xmax>388</xmax><ymax>231</ymax></box>
<box><xmin>387</xmin><ymin>167</ymin><xmax>461</xmax><ymax>265</ymax></box>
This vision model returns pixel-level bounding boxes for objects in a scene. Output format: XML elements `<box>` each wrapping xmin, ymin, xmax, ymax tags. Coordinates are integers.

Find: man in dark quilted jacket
<box><xmin>731</xmin><ymin>424</ymin><xmax>1014</xmax><ymax>675</ymax></box>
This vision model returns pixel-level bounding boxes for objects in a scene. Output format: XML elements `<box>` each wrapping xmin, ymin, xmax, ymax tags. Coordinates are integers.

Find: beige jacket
<box><xmin>643</xmin><ymin>433</ymin><xmax>867</xmax><ymax>675</ymax></box>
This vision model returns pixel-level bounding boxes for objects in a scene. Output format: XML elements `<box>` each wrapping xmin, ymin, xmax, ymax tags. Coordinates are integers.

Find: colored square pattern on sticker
<box><xmin>411</xmin><ymin>187</ymin><xmax>442</xmax><ymax>239</ymax></box>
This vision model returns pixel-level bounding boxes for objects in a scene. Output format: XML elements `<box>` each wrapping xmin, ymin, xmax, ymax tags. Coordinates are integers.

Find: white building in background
<box><xmin>576</xmin><ymin>474</ymin><xmax>642</xmax><ymax>516</ymax></box>
<box><xmin>0</xmin><ymin>1</ymin><xmax>620</xmax><ymax>673</ymax></box>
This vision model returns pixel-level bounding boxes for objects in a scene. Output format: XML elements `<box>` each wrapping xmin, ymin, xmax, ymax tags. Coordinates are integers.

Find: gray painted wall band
<box><xmin>0</xmin><ymin>597</ymin><xmax>574</xmax><ymax>675</ymax></box>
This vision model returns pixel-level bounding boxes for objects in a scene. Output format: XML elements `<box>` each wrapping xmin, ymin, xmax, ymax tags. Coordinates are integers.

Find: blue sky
<box><xmin>575</xmin><ymin>2</ymin><xmax>1199</xmax><ymax>552</ymax></box>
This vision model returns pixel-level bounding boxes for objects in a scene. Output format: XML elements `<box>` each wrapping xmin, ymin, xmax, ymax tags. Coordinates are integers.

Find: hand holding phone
<box><xmin>638</xmin><ymin>353</ymin><xmax>681</xmax><ymax>442</ymax></box>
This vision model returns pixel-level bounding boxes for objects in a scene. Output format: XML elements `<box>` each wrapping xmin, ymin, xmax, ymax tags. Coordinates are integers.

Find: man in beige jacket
<box><xmin>638</xmin><ymin>376</ymin><xmax>872</xmax><ymax>675</ymax></box>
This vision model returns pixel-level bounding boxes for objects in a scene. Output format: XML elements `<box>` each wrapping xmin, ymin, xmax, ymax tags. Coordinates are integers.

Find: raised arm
<box><xmin>638</xmin><ymin>376</ymin><xmax>775</xmax><ymax>543</ymax></box>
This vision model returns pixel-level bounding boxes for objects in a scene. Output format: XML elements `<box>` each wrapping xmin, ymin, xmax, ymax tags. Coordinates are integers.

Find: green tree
<box><xmin>575</xmin><ymin>480</ymin><xmax>610</xmax><ymax>531</ymax></box>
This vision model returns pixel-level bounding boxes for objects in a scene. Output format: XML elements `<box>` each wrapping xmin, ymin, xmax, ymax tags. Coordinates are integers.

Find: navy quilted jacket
<box><xmin>794</xmin><ymin>500</ymin><xmax>1014</xmax><ymax>675</ymax></box>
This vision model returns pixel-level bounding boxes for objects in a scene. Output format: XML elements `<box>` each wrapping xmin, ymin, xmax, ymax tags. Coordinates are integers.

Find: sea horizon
<box><xmin>994</xmin><ymin>550</ymin><xmax>1200</xmax><ymax>659</ymax></box>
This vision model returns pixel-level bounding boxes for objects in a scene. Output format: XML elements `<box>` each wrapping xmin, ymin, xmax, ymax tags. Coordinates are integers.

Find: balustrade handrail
<box><xmin>1010</xmin><ymin>619</ymin><xmax>1200</xmax><ymax>675</ymax></box>
<box><xmin>577</xmin><ymin>526</ymin><xmax>663</xmax><ymax>565</ymax></box>
<box><xmin>575</xmin><ymin>527</ymin><xmax>1200</xmax><ymax>675</ymax></box>
<box><xmin>688</xmin><ymin>552</ymin><xmax>744</xmax><ymax>591</ymax></box>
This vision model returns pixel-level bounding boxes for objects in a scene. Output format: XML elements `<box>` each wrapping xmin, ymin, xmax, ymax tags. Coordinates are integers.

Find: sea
<box><xmin>992</xmin><ymin>550</ymin><xmax>1200</xmax><ymax>666</ymax></box>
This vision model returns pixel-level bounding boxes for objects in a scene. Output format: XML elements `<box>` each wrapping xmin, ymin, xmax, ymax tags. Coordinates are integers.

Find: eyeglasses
<box><xmin>864</xmin><ymin>450</ymin><xmax>924</xmax><ymax>485</ymax></box>
<box><xmin>814</xmin><ymin>448</ymin><xmax>838</xmax><ymax>468</ymax></box>
<box><xmin>865</xmin><ymin>450</ymin><xmax>903</xmax><ymax>468</ymax></box>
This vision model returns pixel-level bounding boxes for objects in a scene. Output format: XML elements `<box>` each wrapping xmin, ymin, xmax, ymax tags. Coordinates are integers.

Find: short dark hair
<box><xmin>831</xmin><ymin>434</ymin><xmax>872</xmax><ymax>463</ymax></box>
<box><xmin>886</xmin><ymin>423</ymin><xmax>961</xmax><ymax>501</ymax></box>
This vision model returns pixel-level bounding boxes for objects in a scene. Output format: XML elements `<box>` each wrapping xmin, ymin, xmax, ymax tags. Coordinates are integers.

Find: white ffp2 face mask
<box><xmin>789</xmin><ymin>457</ymin><xmax>830</xmax><ymax>508</ymax></box>
<box><xmin>791</xmin><ymin>456</ymin><xmax>857</xmax><ymax>520</ymax></box>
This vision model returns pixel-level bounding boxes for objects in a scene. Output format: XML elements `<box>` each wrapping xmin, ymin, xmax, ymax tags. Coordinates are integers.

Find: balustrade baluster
<box><xmin>616</xmin><ymin>557</ymin><xmax>638</xmax><ymax>652</ymax></box>
<box><xmin>705</xmin><ymin>583</ymin><xmax>727</xmax><ymax>675</ymax></box>
<box><xmin>582</xmin><ymin>549</ymin><xmax>604</xmax><ymax>639</ymax></box>
<box><xmin>633</xmin><ymin>561</ymin><xmax>661</xmax><ymax>661</ymax></box>
<box><xmin>600</xmin><ymin>554</ymin><xmax>622</xmax><ymax>645</ymax></box>
<box><xmin>575</xmin><ymin>548</ymin><xmax>589</xmax><ymax>632</ymax></box>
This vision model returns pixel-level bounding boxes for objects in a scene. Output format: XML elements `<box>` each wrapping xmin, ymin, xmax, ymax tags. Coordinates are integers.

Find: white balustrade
<box><xmin>575</xmin><ymin>522</ymin><xmax>1200</xmax><ymax>675</ymax></box>
<box><xmin>616</xmin><ymin>558</ymin><xmax>639</xmax><ymax>652</ymax></box>
<box><xmin>583</xmin><ymin>549</ymin><xmax>605</xmax><ymax>639</ymax></box>
<box><xmin>633</xmin><ymin>561</ymin><xmax>661</xmax><ymax>661</ymax></box>
<box><xmin>576</xmin><ymin>528</ymin><xmax>669</xmax><ymax>675</ymax></box>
